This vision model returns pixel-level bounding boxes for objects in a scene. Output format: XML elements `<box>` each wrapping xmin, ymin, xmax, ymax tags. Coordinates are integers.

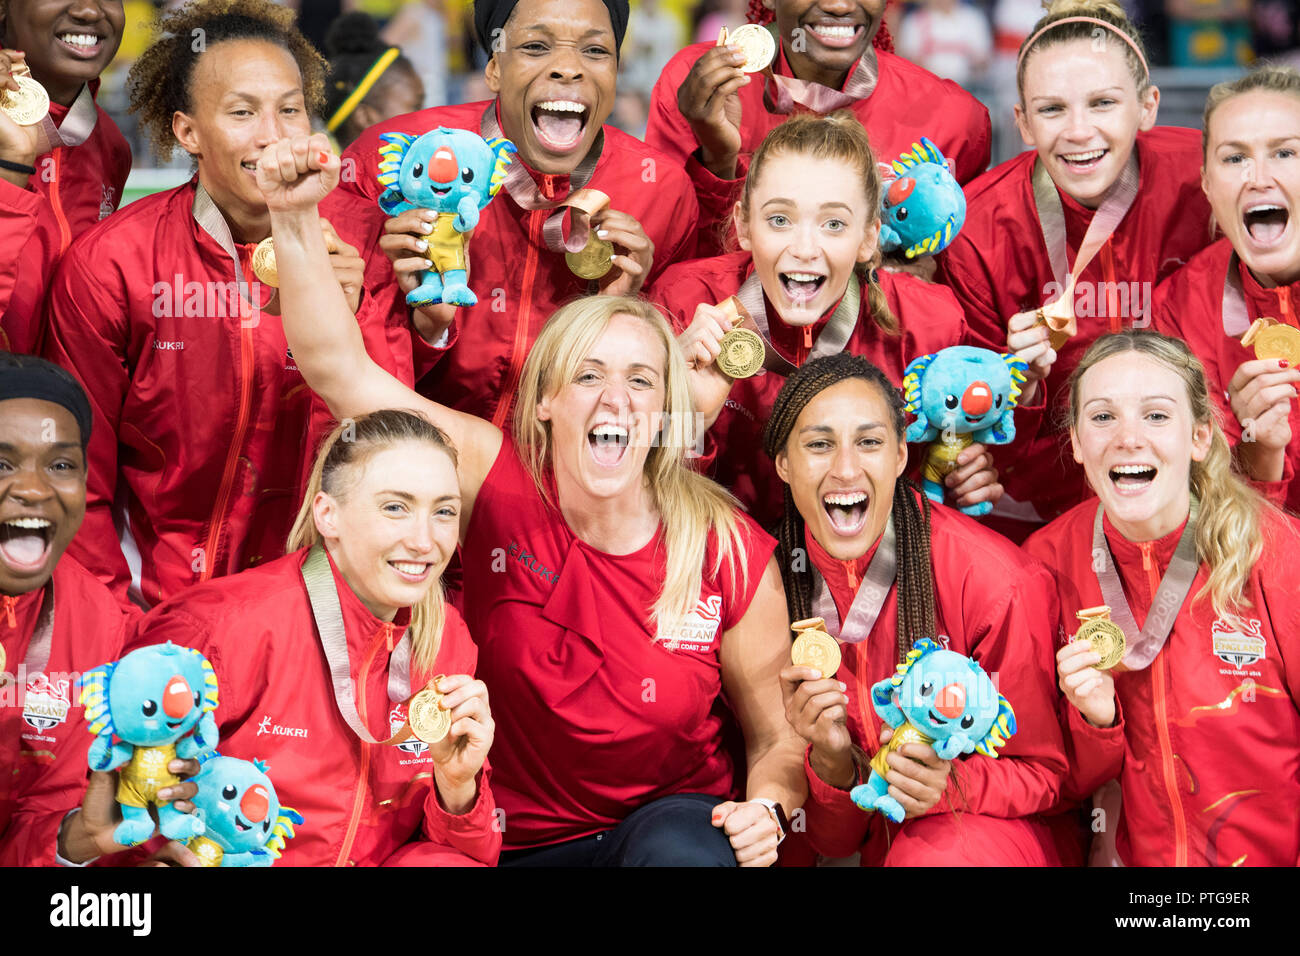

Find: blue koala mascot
<box><xmin>879</xmin><ymin>138</ymin><xmax>966</xmax><ymax>260</ymax></box>
<box><xmin>850</xmin><ymin>639</ymin><xmax>1016</xmax><ymax>823</ymax></box>
<box><xmin>903</xmin><ymin>345</ymin><xmax>1028</xmax><ymax>516</ymax></box>
<box><xmin>377</xmin><ymin>127</ymin><xmax>516</xmax><ymax>308</ymax></box>
<box><xmin>79</xmin><ymin>642</ymin><xmax>220</xmax><ymax>846</ymax></box>
<box><xmin>186</xmin><ymin>755</ymin><xmax>304</xmax><ymax>867</ymax></box>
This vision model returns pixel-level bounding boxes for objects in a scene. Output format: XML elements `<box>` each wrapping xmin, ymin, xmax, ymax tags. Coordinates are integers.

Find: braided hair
<box><xmin>745</xmin><ymin>0</ymin><xmax>895</xmax><ymax>53</ymax></box>
<box><xmin>762</xmin><ymin>352</ymin><xmax>935</xmax><ymax>663</ymax></box>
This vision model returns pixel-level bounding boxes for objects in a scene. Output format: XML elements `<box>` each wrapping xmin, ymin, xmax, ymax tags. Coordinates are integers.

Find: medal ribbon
<box><xmin>1090</xmin><ymin>497</ymin><xmax>1200</xmax><ymax>671</ymax></box>
<box><xmin>191</xmin><ymin>183</ymin><xmax>277</xmax><ymax>314</ymax></box>
<box><xmin>301</xmin><ymin>544</ymin><xmax>420</xmax><ymax>746</ymax></box>
<box><xmin>733</xmin><ymin>269</ymin><xmax>861</xmax><ymax>375</ymax></box>
<box><xmin>0</xmin><ymin>580</ymin><xmax>53</xmax><ymax>687</ymax></box>
<box><xmin>480</xmin><ymin>102</ymin><xmax>608</xmax><ymax>255</ymax></box>
<box><xmin>1030</xmin><ymin>151</ymin><xmax>1139</xmax><ymax>337</ymax></box>
<box><xmin>809</xmin><ymin>516</ymin><xmax>897</xmax><ymax>644</ymax></box>
<box><xmin>763</xmin><ymin>48</ymin><xmax>879</xmax><ymax>115</ymax></box>
<box><xmin>31</xmin><ymin>83</ymin><xmax>98</xmax><ymax>156</ymax></box>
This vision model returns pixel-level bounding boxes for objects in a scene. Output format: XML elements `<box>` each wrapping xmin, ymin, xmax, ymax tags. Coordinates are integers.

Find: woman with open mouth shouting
<box><xmin>653</xmin><ymin>111</ymin><xmax>1005</xmax><ymax>531</ymax></box>
<box><xmin>330</xmin><ymin>0</ymin><xmax>700</xmax><ymax>434</ymax></box>
<box><xmin>1153</xmin><ymin>67</ymin><xmax>1300</xmax><ymax>516</ymax></box>
<box><xmin>261</xmin><ymin>137</ymin><xmax>804</xmax><ymax>867</ymax></box>
<box><xmin>766</xmin><ymin>352</ymin><xmax>1068</xmax><ymax>865</ymax></box>
<box><xmin>40</xmin><ymin>0</ymin><xmax>376</xmax><ymax>610</ymax></box>
<box><xmin>935</xmin><ymin>0</ymin><xmax>1214</xmax><ymax>541</ymax></box>
<box><xmin>646</xmin><ymin>0</ymin><xmax>991</xmax><ymax>255</ymax></box>
<box><xmin>123</xmin><ymin>409</ymin><xmax>499</xmax><ymax>867</ymax></box>
<box><xmin>1022</xmin><ymin>331</ymin><xmax>1300</xmax><ymax>867</ymax></box>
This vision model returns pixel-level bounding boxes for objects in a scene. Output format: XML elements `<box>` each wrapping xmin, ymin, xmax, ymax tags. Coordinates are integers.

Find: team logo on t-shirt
<box><xmin>1211</xmin><ymin>616</ymin><xmax>1266</xmax><ymax>668</ymax></box>
<box><xmin>390</xmin><ymin>702</ymin><xmax>428</xmax><ymax>755</ymax></box>
<box><xmin>98</xmin><ymin>185</ymin><xmax>116</xmax><ymax>221</ymax></box>
<box><xmin>22</xmin><ymin>672</ymin><xmax>71</xmax><ymax>731</ymax></box>
<box><xmin>658</xmin><ymin>593</ymin><xmax>723</xmax><ymax>651</ymax></box>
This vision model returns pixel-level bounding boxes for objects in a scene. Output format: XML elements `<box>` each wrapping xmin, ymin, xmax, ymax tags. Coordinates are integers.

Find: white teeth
<box><xmin>59</xmin><ymin>33</ymin><xmax>99</xmax><ymax>47</ymax></box>
<box><xmin>1111</xmin><ymin>464</ymin><xmax>1154</xmax><ymax>475</ymax></box>
<box><xmin>3</xmin><ymin>518</ymin><xmax>50</xmax><ymax>529</ymax></box>
<box><xmin>591</xmin><ymin>425</ymin><xmax>628</xmax><ymax>439</ymax></box>
<box><xmin>784</xmin><ymin>272</ymin><xmax>823</xmax><ymax>282</ymax></box>
<box><xmin>824</xmin><ymin>492</ymin><xmax>867</xmax><ymax>506</ymax></box>
<box><xmin>537</xmin><ymin>100</ymin><xmax>585</xmax><ymax>113</ymax></box>
<box><xmin>392</xmin><ymin>561</ymin><xmax>427</xmax><ymax>575</ymax></box>
<box><xmin>1063</xmin><ymin>149</ymin><xmax>1105</xmax><ymax>162</ymax></box>
<box><xmin>810</xmin><ymin>24</ymin><xmax>856</xmax><ymax>38</ymax></box>
<box><xmin>1246</xmin><ymin>204</ymin><xmax>1284</xmax><ymax>213</ymax></box>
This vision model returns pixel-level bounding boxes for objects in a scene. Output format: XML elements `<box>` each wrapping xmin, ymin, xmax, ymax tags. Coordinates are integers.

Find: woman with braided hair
<box><xmin>646</xmin><ymin>0</ymin><xmax>991</xmax><ymax>254</ymax></box>
<box><xmin>768</xmin><ymin>351</ymin><xmax>1069</xmax><ymax>865</ymax></box>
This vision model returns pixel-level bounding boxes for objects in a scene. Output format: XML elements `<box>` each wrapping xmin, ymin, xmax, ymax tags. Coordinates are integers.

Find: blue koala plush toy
<box><xmin>79</xmin><ymin>642</ymin><xmax>220</xmax><ymax>846</ymax></box>
<box><xmin>879</xmin><ymin>138</ymin><xmax>966</xmax><ymax>260</ymax></box>
<box><xmin>186</xmin><ymin>755</ymin><xmax>304</xmax><ymax>867</ymax></box>
<box><xmin>377</xmin><ymin>126</ymin><xmax>516</xmax><ymax>308</ymax></box>
<box><xmin>850</xmin><ymin>639</ymin><xmax>1016</xmax><ymax>823</ymax></box>
<box><xmin>903</xmin><ymin>345</ymin><xmax>1028</xmax><ymax>516</ymax></box>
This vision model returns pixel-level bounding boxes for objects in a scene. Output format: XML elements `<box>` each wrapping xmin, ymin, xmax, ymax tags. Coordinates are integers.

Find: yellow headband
<box><xmin>327</xmin><ymin>47</ymin><xmax>401</xmax><ymax>133</ymax></box>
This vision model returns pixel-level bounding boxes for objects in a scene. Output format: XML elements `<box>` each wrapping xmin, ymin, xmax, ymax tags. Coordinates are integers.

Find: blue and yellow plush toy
<box><xmin>186</xmin><ymin>755</ymin><xmax>303</xmax><ymax>867</ymax></box>
<box><xmin>79</xmin><ymin>642</ymin><xmax>220</xmax><ymax>846</ymax></box>
<box><xmin>377</xmin><ymin>127</ymin><xmax>515</xmax><ymax>308</ymax></box>
<box><xmin>903</xmin><ymin>345</ymin><xmax>1028</xmax><ymax>516</ymax></box>
<box><xmin>850</xmin><ymin>639</ymin><xmax>1016</xmax><ymax>823</ymax></box>
<box><xmin>879</xmin><ymin>138</ymin><xmax>966</xmax><ymax>260</ymax></box>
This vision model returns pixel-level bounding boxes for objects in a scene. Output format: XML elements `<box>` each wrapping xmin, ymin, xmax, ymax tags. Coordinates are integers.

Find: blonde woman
<box><xmin>257</xmin><ymin>136</ymin><xmax>805</xmax><ymax>867</ymax></box>
<box><xmin>1153</xmin><ymin>66</ymin><xmax>1300</xmax><ymax>515</ymax></box>
<box><xmin>1023</xmin><ymin>330</ymin><xmax>1300</xmax><ymax>867</ymax></box>
<box><xmin>124</xmin><ymin>409</ymin><xmax>499</xmax><ymax>866</ymax></box>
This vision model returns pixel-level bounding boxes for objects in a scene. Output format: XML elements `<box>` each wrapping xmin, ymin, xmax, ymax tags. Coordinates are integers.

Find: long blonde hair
<box><xmin>288</xmin><ymin>409</ymin><xmax>457</xmax><ymax>674</ymax></box>
<box><xmin>1017</xmin><ymin>0</ymin><xmax>1151</xmax><ymax>101</ymax></box>
<box><xmin>1202</xmin><ymin>65</ymin><xmax>1300</xmax><ymax>160</ymax></box>
<box><xmin>512</xmin><ymin>295</ymin><xmax>751</xmax><ymax>636</ymax></box>
<box><xmin>1067</xmin><ymin>331</ymin><xmax>1270</xmax><ymax>618</ymax></box>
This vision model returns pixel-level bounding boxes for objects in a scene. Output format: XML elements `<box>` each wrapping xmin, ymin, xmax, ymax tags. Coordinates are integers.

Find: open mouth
<box><xmin>431</xmin><ymin>185</ymin><xmax>451</xmax><ymax>196</ymax></box>
<box><xmin>1059</xmin><ymin>148</ymin><xmax>1108</xmax><ymax>172</ymax></box>
<box><xmin>0</xmin><ymin>517</ymin><xmax>54</xmax><ymax>572</ymax></box>
<box><xmin>588</xmin><ymin>424</ymin><xmax>629</xmax><ymax>469</ymax></box>
<box><xmin>1243</xmin><ymin>203</ymin><xmax>1290</xmax><ymax>247</ymax></box>
<box><xmin>234</xmin><ymin>816</ymin><xmax>252</xmax><ymax>833</ymax></box>
<box><xmin>531</xmin><ymin>99</ymin><xmax>589</xmax><ymax>153</ymax></box>
<box><xmin>822</xmin><ymin>491</ymin><xmax>869</xmax><ymax>536</ymax></box>
<box><xmin>927</xmin><ymin>709</ymin><xmax>947</xmax><ymax>726</ymax></box>
<box><xmin>1109</xmin><ymin>463</ymin><xmax>1157</xmax><ymax>490</ymax></box>
<box><xmin>56</xmin><ymin>32</ymin><xmax>105</xmax><ymax>59</ymax></box>
<box><xmin>390</xmin><ymin>560</ymin><xmax>432</xmax><ymax>582</ymax></box>
<box><xmin>780</xmin><ymin>272</ymin><xmax>826</xmax><ymax>306</ymax></box>
<box><xmin>166</xmin><ymin>719</ymin><xmax>183</xmax><ymax>729</ymax></box>
<box><xmin>806</xmin><ymin>22</ymin><xmax>863</xmax><ymax>49</ymax></box>
<box><xmin>241</xmin><ymin>160</ymin><xmax>259</xmax><ymax>175</ymax></box>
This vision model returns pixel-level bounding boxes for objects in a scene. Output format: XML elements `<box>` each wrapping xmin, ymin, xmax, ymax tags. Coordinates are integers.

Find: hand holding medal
<box><xmin>790</xmin><ymin>616</ymin><xmax>842</xmax><ymax>679</ymax></box>
<box><xmin>409</xmin><ymin>674</ymin><xmax>494</xmax><ymax>815</ymax></box>
<box><xmin>1227</xmin><ymin>322</ymin><xmax>1300</xmax><ymax>473</ymax></box>
<box><xmin>1055</xmin><ymin>609</ymin><xmax>1119</xmax><ymax>729</ymax></box>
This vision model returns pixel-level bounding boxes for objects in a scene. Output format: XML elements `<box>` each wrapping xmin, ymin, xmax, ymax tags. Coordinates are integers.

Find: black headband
<box><xmin>0</xmin><ymin>356</ymin><xmax>93</xmax><ymax>449</ymax></box>
<box><xmin>474</xmin><ymin>0</ymin><xmax>629</xmax><ymax>57</ymax></box>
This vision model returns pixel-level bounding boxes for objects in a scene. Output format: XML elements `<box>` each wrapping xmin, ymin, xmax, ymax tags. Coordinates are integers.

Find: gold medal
<box><xmin>1035</xmin><ymin>305</ymin><xmax>1072</xmax><ymax>352</ymax></box>
<box><xmin>565</xmin><ymin>233</ymin><xmax>614</xmax><ymax>280</ymax></box>
<box><xmin>791</xmin><ymin>617</ymin><xmax>842</xmax><ymax>678</ymax></box>
<box><xmin>717</xmin><ymin>327</ymin><xmax>764</xmax><ymax>379</ymax></box>
<box><xmin>251</xmin><ymin>237</ymin><xmax>278</xmax><ymax>287</ymax></box>
<box><xmin>1244</xmin><ymin>319</ymin><xmax>1300</xmax><ymax>364</ymax></box>
<box><xmin>407</xmin><ymin>678</ymin><xmax>452</xmax><ymax>744</ymax></box>
<box><xmin>0</xmin><ymin>74</ymin><xmax>50</xmax><ymax>127</ymax></box>
<box><xmin>1074</xmin><ymin>606</ymin><xmax>1126</xmax><ymax>671</ymax></box>
<box><xmin>728</xmin><ymin>23</ymin><xmax>776</xmax><ymax>73</ymax></box>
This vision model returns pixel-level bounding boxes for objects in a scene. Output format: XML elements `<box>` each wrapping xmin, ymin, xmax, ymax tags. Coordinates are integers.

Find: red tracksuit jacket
<box><xmin>0</xmin><ymin>556</ymin><xmax>132</xmax><ymax>865</ymax></box>
<box><xmin>1152</xmin><ymin>239</ymin><xmax>1300</xmax><ymax>513</ymax></box>
<box><xmin>1023</xmin><ymin>501</ymin><xmax>1300</xmax><ymax>866</ymax></box>
<box><xmin>41</xmin><ymin>180</ymin><xmax>381</xmax><ymax>608</ymax></box>
<box><xmin>645</xmin><ymin>43</ymin><xmax>991</xmax><ymax>255</ymax></box>
<box><xmin>0</xmin><ymin>177</ymin><xmax>59</xmax><ymax>355</ymax></box>
<box><xmin>797</xmin><ymin>496</ymin><xmax>1068</xmax><ymax>863</ymax></box>
<box><xmin>333</xmin><ymin>99</ymin><xmax>701</xmax><ymax>429</ymax></box>
<box><xmin>127</xmin><ymin>548</ymin><xmax>500</xmax><ymax>867</ymax></box>
<box><xmin>934</xmin><ymin>127</ymin><xmax>1213</xmax><ymax>527</ymax></box>
<box><xmin>649</xmin><ymin>252</ymin><xmax>996</xmax><ymax>530</ymax></box>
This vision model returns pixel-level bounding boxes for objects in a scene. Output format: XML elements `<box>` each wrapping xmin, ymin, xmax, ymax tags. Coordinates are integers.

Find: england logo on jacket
<box><xmin>22</xmin><ymin>672</ymin><xmax>71</xmax><ymax>732</ymax></box>
<box><xmin>659</xmin><ymin>593</ymin><xmax>723</xmax><ymax>651</ymax></box>
<box><xmin>1211</xmin><ymin>616</ymin><xmax>1266</xmax><ymax>669</ymax></box>
<box><xmin>391</xmin><ymin>702</ymin><xmax>428</xmax><ymax>756</ymax></box>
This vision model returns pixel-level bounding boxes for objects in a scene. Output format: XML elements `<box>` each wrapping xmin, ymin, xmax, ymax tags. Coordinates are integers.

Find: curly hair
<box><xmin>128</xmin><ymin>0</ymin><xmax>326</xmax><ymax>162</ymax></box>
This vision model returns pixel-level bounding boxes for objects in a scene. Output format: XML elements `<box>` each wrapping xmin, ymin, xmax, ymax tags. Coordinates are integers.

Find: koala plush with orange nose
<box><xmin>79</xmin><ymin>642</ymin><xmax>220</xmax><ymax>846</ymax></box>
<box><xmin>902</xmin><ymin>346</ymin><xmax>1029</xmax><ymax>516</ymax></box>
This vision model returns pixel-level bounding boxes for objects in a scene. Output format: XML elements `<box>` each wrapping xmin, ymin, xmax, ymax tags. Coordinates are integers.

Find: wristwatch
<box><xmin>752</xmin><ymin>797</ymin><xmax>788</xmax><ymax>845</ymax></box>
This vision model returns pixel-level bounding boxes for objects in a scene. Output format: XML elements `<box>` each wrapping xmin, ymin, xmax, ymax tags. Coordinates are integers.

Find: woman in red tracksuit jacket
<box><xmin>652</xmin><ymin>111</ymin><xmax>1008</xmax><ymax>532</ymax></box>
<box><xmin>331</xmin><ymin>0</ymin><xmax>700</xmax><ymax>432</ymax></box>
<box><xmin>645</xmin><ymin>0</ymin><xmax>990</xmax><ymax>255</ymax></box>
<box><xmin>0</xmin><ymin>355</ymin><xmax>135</xmax><ymax>866</ymax></box>
<box><xmin>121</xmin><ymin>410</ymin><xmax>500</xmax><ymax>867</ymax></box>
<box><xmin>769</xmin><ymin>353</ymin><xmax>1068</xmax><ymax>865</ymax></box>
<box><xmin>1153</xmin><ymin>67</ymin><xmax>1300</xmax><ymax>515</ymax></box>
<box><xmin>40</xmin><ymin>2</ymin><xmax>377</xmax><ymax>609</ymax></box>
<box><xmin>934</xmin><ymin>0</ymin><xmax>1213</xmax><ymax>538</ymax></box>
<box><xmin>262</xmin><ymin>139</ymin><xmax>805</xmax><ymax>866</ymax></box>
<box><xmin>1023</xmin><ymin>331</ymin><xmax>1300</xmax><ymax>866</ymax></box>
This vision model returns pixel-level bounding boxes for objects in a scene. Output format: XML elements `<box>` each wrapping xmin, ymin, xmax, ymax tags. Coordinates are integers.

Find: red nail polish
<box><xmin>317</xmin><ymin>150</ymin><xmax>331</xmax><ymax>165</ymax></box>
<box><xmin>1281</xmin><ymin>360</ymin><xmax>1290</xmax><ymax>368</ymax></box>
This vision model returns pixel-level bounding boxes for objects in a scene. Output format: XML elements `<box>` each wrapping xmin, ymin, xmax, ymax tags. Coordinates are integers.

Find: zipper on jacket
<box><xmin>46</xmin><ymin>149</ymin><xmax>72</xmax><ymax>255</ymax></box>
<box><xmin>1151</xmin><ymin>649</ymin><xmax>1188</xmax><ymax>866</ymax></box>
<box><xmin>1100</xmin><ymin>240</ymin><xmax>1120</xmax><ymax>334</ymax></box>
<box><xmin>1138</xmin><ymin>541</ymin><xmax>1160</xmax><ymax>598</ymax></box>
<box><xmin>199</xmin><ymin>320</ymin><xmax>255</xmax><ymax>583</ymax></box>
<box><xmin>1277</xmin><ymin>286</ymin><xmax>1295</xmax><ymax>328</ymax></box>
<box><xmin>1</xmin><ymin>595</ymin><xmax>16</xmax><ymax>629</ymax></box>
<box><xmin>335</xmin><ymin>625</ymin><xmax>388</xmax><ymax>866</ymax></box>
<box><xmin>491</xmin><ymin>197</ymin><xmax>548</xmax><ymax>429</ymax></box>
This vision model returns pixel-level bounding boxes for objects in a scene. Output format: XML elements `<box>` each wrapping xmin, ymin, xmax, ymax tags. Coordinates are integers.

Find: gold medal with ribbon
<box><xmin>714</xmin><ymin>296</ymin><xmax>764</xmax><ymax>379</ymax></box>
<box><xmin>1242</xmin><ymin>317</ymin><xmax>1300</xmax><ymax>365</ymax></box>
<box><xmin>791</xmin><ymin>616</ymin><xmax>842</xmax><ymax>678</ymax></box>
<box><xmin>0</xmin><ymin>63</ymin><xmax>50</xmax><ymax>127</ymax></box>
<box><xmin>725</xmin><ymin>24</ymin><xmax>776</xmax><ymax>73</ymax></box>
<box><xmin>1074</xmin><ymin>605</ymin><xmax>1126</xmax><ymax>671</ymax></box>
<box><xmin>407</xmin><ymin>676</ymin><xmax>453</xmax><ymax>744</ymax></box>
<box><xmin>562</xmin><ymin>189</ymin><xmax>614</xmax><ymax>280</ymax></box>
